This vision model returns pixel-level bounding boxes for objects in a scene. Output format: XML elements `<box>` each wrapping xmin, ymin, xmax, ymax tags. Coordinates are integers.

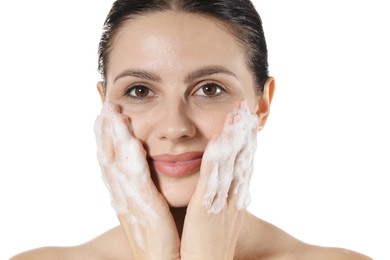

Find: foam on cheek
<box><xmin>94</xmin><ymin>108</ymin><xmax>159</xmax><ymax>249</ymax></box>
<box><xmin>203</xmin><ymin>101</ymin><xmax>258</xmax><ymax>214</ymax></box>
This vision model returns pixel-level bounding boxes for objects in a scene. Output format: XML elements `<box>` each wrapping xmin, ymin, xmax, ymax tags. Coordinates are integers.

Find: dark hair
<box><xmin>98</xmin><ymin>0</ymin><xmax>269</xmax><ymax>95</ymax></box>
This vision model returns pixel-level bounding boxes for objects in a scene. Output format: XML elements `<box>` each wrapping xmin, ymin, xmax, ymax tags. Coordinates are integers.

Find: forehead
<box><xmin>107</xmin><ymin>11</ymin><xmax>250</xmax><ymax>83</ymax></box>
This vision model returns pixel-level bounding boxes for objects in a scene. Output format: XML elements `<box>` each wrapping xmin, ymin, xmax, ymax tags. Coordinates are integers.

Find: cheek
<box><xmin>129</xmin><ymin>108</ymin><xmax>229</xmax><ymax>139</ymax></box>
<box><xmin>121</xmin><ymin>108</ymin><xmax>155</xmax><ymax>144</ymax></box>
<box><xmin>190</xmin><ymin>105</ymin><xmax>231</xmax><ymax>138</ymax></box>
<box><xmin>119</xmin><ymin>102</ymin><xmax>236</xmax><ymax>150</ymax></box>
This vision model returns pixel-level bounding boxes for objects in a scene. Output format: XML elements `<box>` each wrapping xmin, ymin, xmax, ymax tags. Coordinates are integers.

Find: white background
<box><xmin>0</xmin><ymin>0</ymin><xmax>388</xmax><ymax>259</ymax></box>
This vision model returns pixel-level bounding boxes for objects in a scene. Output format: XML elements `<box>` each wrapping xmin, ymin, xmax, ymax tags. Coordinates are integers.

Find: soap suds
<box><xmin>94</xmin><ymin>100</ymin><xmax>258</xmax><ymax>247</ymax></box>
<box><xmin>94</xmin><ymin>103</ymin><xmax>159</xmax><ymax>249</ymax></box>
<box><xmin>202</xmin><ymin>100</ymin><xmax>258</xmax><ymax>214</ymax></box>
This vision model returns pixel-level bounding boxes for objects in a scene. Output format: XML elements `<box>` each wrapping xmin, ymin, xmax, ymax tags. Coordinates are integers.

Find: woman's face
<box><xmin>100</xmin><ymin>11</ymin><xmax>265</xmax><ymax>207</ymax></box>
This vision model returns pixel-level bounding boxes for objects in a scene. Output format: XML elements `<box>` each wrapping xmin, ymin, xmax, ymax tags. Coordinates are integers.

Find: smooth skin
<box><xmin>11</xmin><ymin>11</ymin><xmax>371</xmax><ymax>260</ymax></box>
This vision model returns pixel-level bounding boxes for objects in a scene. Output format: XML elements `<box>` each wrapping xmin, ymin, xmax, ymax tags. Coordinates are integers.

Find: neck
<box><xmin>170</xmin><ymin>207</ymin><xmax>187</xmax><ymax>238</ymax></box>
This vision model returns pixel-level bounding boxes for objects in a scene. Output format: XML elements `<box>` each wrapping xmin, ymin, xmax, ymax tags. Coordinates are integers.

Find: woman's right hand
<box><xmin>94</xmin><ymin>102</ymin><xmax>181</xmax><ymax>260</ymax></box>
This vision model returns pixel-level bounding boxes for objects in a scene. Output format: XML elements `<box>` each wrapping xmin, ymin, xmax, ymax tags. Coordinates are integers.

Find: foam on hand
<box><xmin>202</xmin><ymin>100</ymin><xmax>258</xmax><ymax>214</ymax></box>
<box><xmin>94</xmin><ymin>102</ymin><xmax>159</xmax><ymax>249</ymax></box>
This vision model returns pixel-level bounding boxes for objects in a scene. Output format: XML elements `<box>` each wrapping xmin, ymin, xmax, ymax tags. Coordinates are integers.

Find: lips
<box><xmin>149</xmin><ymin>152</ymin><xmax>203</xmax><ymax>178</ymax></box>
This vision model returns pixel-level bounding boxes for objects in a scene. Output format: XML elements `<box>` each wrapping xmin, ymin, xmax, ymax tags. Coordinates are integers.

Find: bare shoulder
<box><xmin>291</xmin><ymin>244</ymin><xmax>372</xmax><ymax>260</ymax></box>
<box><xmin>241</xmin><ymin>212</ymin><xmax>372</xmax><ymax>260</ymax></box>
<box><xmin>10</xmin><ymin>246</ymin><xmax>81</xmax><ymax>260</ymax></box>
<box><xmin>10</xmin><ymin>226</ymin><xmax>131</xmax><ymax>260</ymax></box>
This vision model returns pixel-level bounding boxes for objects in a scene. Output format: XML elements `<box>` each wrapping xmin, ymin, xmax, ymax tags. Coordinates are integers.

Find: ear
<box><xmin>97</xmin><ymin>81</ymin><xmax>105</xmax><ymax>104</ymax></box>
<box><xmin>255</xmin><ymin>77</ymin><xmax>275</xmax><ymax>131</ymax></box>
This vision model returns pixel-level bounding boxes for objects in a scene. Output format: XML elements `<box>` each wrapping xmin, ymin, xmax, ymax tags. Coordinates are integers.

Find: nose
<box><xmin>156</xmin><ymin>101</ymin><xmax>196</xmax><ymax>143</ymax></box>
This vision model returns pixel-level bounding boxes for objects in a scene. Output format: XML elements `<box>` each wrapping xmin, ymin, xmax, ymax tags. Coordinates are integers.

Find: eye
<box><xmin>124</xmin><ymin>85</ymin><xmax>155</xmax><ymax>99</ymax></box>
<box><xmin>194</xmin><ymin>82</ymin><xmax>225</xmax><ymax>97</ymax></box>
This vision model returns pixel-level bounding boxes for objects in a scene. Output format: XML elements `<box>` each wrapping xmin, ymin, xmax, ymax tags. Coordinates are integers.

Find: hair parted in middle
<box><xmin>98</xmin><ymin>0</ymin><xmax>268</xmax><ymax>95</ymax></box>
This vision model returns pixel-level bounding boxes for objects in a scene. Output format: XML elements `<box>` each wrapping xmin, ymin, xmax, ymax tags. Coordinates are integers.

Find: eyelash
<box><xmin>123</xmin><ymin>82</ymin><xmax>227</xmax><ymax>100</ymax></box>
<box><xmin>193</xmin><ymin>82</ymin><xmax>227</xmax><ymax>98</ymax></box>
<box><xmin>123</xmin><ymin>84</ymin><xmax>154</xmax><ymax>100</ymax></box>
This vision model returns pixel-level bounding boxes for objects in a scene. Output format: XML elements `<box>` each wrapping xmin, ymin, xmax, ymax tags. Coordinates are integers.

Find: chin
<box><xmin>165</xmin><ymin>194</ymin><xmax>192</xmax><ymax>208</ymax></box>
<box><xmin>153</xmin><ymin>171</ymin><xmax>200</xmax><ymax>208</ymax></box>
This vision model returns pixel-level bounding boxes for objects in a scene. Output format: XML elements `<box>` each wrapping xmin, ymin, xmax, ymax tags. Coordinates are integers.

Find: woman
<box><xmin>12</xmin><ymin>0</ymin><xmax>371</xmax><ymax>259</ymax></box>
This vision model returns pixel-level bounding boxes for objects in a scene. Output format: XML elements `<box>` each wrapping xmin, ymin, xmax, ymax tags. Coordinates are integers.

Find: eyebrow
<box><xmin>113</xmin><ymin>70</ymin><xmax>162</xmax><ymax>83</ymax></box>
<box><xmin>113</xmin><ymin>65</ymin><xmax>238</xmax><ymax>84</ymax></box>
<box><xmin>184</xmin><ymin>65</ymin><xmax>238</xmax><ymax>83</ymax></box>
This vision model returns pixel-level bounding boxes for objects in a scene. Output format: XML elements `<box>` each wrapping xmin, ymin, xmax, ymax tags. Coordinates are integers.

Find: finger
<box><xmin>235</xmin><ymin>174</ymin><xmax>252</xmax><ymax>210</ymax></box>
<box><xmin>223</xmin><ymin>108</ymin><xmax>238</xmax><ymax>129</ymax></box>
<box><xmin>231</xmin><ymin>148</ymin><xmax>253</xmax><ymax>210</ymax></box>
<box><xmin>94</xmin><ymin>111</ymin><xmax>115</xmax><ymax>162</ymax></box>
<box><xmin>231</xmin><ymin>123</ymin><xmax>257</xmax><ymax>210</ymax></box>
<box><xmin>194</xmin><ymin>101</ymin><xmax>257</xmax><ymax>214</ymax></box>
<box><xmin>111</xmin><ymin>111</ymin><xmax>134</xmax><ymax>144</ymax></box>
<box><xmin>94</xmin><ymin>115</ymin><xmax>111</xmax><ymax>160</ymax></box>
<box><xmin>101</xmin><ymin>101</ymin><xmax>120</xmax><ymax>115</ymax></box>
<box><xmin>95</xmin><ymin>115</ymin><xmax>117</xmax><ymax>194</ymax></box>
<box><xmin>203</xmin><ymin>162</ymin><xmax>219</xmax><ymax>210</ymax></box>
<box><xmin>100</xmin><ymin>101</ymin><xmax>122</xmax><ymax>154</ymax></box>
<box><xmin>208</xmin><ymin>152</ymin><xmax>236</xmax><ymax>214</ymax></box>
<box><xmin>238</xmin><ymin>99</ymin><xmax>250</xmax><ymax>112</ymax></box>
<box><xmin>107</xmin><ymin>164</ymin><xmax>129</xmax><ymax>214</ymax></box>
<box><xmin>224</xmin><ymin>107</ymin><xmax>257</xmax><ymax>211</ymax></box>
<box><xmin>95</xmin><ymin>119</ymin><xmax>123</xmax><ymax>200</ymax></box>
<box><xmin>95</xmin><ymin>139</ymin><xmax>128</xmax><ymax>214</ymax></box>
<box><xmin>208</xmin><ymin>113</ymin><xmax>245</xmax><ymax>213</ymax></box>
<box><xmin>110</xmin><ymin>113</ymin><xmax>150</xmax><ymax>181</ymax></box>
<box><xmin>196</xmin><ymin>109</ymin><xmax>241</xmax><ymax>212</ymax></box>
<box><xmin>116</xmin><ymin>168</ymin><xmax>159</xmax><ymax>220</ymax></box>
<box><xmin>107</xmin><ymin>112</ymin><xmax>161</xmax><ymax>219</ymax></box>
<box><xmin>96</xmin><ymin>103</ymin><xmax>134</xmax><ymax>213</ymax></box>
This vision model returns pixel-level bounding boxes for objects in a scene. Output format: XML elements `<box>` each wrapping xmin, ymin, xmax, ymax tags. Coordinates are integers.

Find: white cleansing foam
<box><xmin>95</xmin><ymin>104</ymin><xmax>159</xmax><ymax>248</ymax></box>
<box><xmin>202</xmin><ymin>101</ymin><xmax>258</xmax><ymax>214</ymax></box>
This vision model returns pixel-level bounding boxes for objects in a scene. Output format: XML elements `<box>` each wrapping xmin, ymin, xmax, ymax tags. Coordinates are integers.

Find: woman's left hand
<box><xmin>180</xmin><ymin>101</ymin><xmax>259</xmax><ymax>260</ymax></box>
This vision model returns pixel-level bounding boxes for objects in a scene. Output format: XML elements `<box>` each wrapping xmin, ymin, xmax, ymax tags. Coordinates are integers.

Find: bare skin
<box><xmin>11</xmin><ymin>103</ymin><xmax>371</xmax><ymax>260</ymax></box>
<box><xmin>11</xmin><ymin>11</ymin><xmax>372</xmax><ymax>260</ymax></box>
<box><xmin>11</xmin><ymin>214</ymin><xmax>371</xmax><ymax>260</ymax></box>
